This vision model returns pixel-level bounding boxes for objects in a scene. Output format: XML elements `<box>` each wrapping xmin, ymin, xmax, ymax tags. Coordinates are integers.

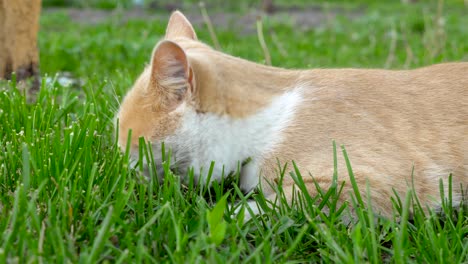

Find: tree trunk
<box><xmin>0</xmin><ymin>0</ymin><xmax>41</xmax><ymax>90</ymax></box>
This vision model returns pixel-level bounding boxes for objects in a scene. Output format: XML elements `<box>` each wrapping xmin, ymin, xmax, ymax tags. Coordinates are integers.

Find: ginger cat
<box><xmin>117</xmin><ymin>11</ymin><xmax>467</xmax><ymax>219</ymax></box>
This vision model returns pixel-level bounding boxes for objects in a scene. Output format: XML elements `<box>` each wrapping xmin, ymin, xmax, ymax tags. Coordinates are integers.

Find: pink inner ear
<box><xmin>151</xmin><ymin>41</ymin><xmax>188</xmax><ymax>82</ymax></box>
<box><xmin>149</xmin><ymin>40</ymin><xmax>190</xmax><ymax>110</ymax></box>
<box><xmin>165</xmin><ymin>11</ymin><xmax>197</xmax><ymax>40</ymax></box>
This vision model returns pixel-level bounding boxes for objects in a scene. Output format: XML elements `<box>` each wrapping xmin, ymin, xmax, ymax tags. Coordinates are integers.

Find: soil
<box><xmin>43</xmin><ymin>5</ymin><xmax>364</xmax><ymax>35</ymax></box>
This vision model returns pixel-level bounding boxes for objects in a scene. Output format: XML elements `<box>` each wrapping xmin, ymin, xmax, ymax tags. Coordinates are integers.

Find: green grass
<box><xmin>1</xmin><ymin>1</ymin><xmax>467</xmax><ymax>262</ymax></box>
<box><xmin>40</xmin><ymin>0</ymin><xmax>468</xmax><ymax>11</ymax></box>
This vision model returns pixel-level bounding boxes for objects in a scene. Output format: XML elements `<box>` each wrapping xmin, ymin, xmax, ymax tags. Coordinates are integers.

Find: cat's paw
<box><xmin>231</xmin><ymin>200</ymin><xmax>263</xmax><ymax>223</ymax></box>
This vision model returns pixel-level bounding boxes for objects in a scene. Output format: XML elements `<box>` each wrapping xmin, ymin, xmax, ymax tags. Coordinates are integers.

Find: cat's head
<box><xmin>116</xmin><ymin>11</ymin><xmax>204</xmax><ymax>155</ymax></box>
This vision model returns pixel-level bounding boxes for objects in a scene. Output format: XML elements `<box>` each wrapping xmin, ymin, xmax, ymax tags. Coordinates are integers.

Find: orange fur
<box><xmin>117</xmin><ymin>11</ymin><xmax>467</xmax><ymax>218</ymax></box>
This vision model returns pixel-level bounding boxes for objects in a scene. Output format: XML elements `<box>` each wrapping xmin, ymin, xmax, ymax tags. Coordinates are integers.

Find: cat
<box><xmin>116</xmin><ymin>11</ymin><xmax>467</xmax><ymax>219</ymax></box>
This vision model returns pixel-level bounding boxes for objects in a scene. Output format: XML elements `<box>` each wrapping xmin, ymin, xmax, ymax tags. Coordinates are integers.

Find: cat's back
<box><xmin>289</xmin><ymin>63</ymin><xmax>467</xmax><ymax>185</ymax></box>
<box><xmin>305</xmin><ymin>62</ymin><xmax>468</xmax><ymax>96</ymax></box>
<box><xmin>302</xmin><ymin>63</ymin><xmax>468</xmax><ymax>125</ymax></box>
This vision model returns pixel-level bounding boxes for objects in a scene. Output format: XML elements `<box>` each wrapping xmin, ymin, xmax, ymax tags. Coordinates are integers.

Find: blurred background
<box><xmin>38</xmin><ymin>0</ymin><xmax>468</xmax><ymax>78</ymax></box>
<box><xmin>11</xmin><ymin>0</ymin><xmax>457</xmax><ymax>130</ymax></box>
<box><xmin>41</xmin><ymin>0</ymin><xmax>468</xmax><ymax>11</ymax></box>
<box><xmin>30</xmin><ymin>0</ymin><xmax>468</xmax><ymax>106</ymax></box>
<box><xmin>41</xmin><ymin>0</ymin><xmax>409</xmax><ymax>10</ymax></box>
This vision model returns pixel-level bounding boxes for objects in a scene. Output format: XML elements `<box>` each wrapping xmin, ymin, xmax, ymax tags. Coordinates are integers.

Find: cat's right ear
<box><xmin>149</xmin><ymin>40</ymin><xmax>194</xmax><ymax>110</ymax></box>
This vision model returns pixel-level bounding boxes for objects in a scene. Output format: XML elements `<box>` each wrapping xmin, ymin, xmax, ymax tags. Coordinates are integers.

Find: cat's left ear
<box><xmin>150</xmin><ymin>40</ymin><xmax>195</xmax><ymax>110</ymax></box>
<box><xmin>165</xmin><ymin>11</ymin><xmax>197</xmax><ymax>40</ymax></box>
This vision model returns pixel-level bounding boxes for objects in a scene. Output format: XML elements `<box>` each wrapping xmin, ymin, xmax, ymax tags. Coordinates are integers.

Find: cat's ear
<box><xmin>165</xmin><ymin>11</ymin><xmax>197</xmax><ymax>40</ymax></box>
<box><xmin>150</xmin><ymin>40</ymin><xmax>195</xmax><ymax>110</ymax></box>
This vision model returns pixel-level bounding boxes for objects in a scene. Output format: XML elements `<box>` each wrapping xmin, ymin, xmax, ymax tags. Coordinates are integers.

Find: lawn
<box><xmin>1</xmin><ymin>0</ymin><xmax>467</xmax><ymax>262</ymax></box>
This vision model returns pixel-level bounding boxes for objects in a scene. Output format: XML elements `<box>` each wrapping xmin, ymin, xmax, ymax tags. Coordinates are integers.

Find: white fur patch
<box><xmin>240</xmin><ymin>160</ymin><xmax>260</xmax><ymax>193</ymax></box>
<box><xmin>159</xmin><ymin>88</ymin><xmax>303</xmax><ymax>187</ymax></box>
